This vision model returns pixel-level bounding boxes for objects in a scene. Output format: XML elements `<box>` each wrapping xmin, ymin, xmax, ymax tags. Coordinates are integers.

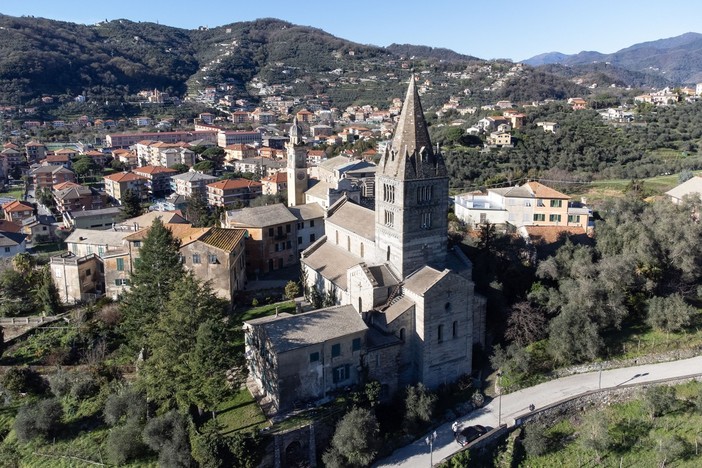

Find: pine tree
<box><xmin>120</xmin><ymin>188</ymin><xmax>143</xmax><ymax>220</ymax></box>
<box><xmin>120</xmin><ymin>218</ymin><xmax>183</xmax><ymax>350</ymax></box>
<box><xmin>141</xmin><ymin>273</ymin><xmax>229</xmax><ymax>410</ymax></box>
<box><xmin>34</xmin><ymin>266</ymin><xmax>62</xmax><ymax>315</ymax></box>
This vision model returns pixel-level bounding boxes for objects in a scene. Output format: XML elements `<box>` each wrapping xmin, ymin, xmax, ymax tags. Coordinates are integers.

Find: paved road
<box><xmin>375</xmin><ymin>355</ymin><xmax>702</xmax><ymax>467</ymax></box>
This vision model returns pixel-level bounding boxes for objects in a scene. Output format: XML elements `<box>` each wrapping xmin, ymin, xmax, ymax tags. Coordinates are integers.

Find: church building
<box><xmin>244</xmin><ymin>76</ymin><xmax>486</xmax><ymax>416</ymax></box>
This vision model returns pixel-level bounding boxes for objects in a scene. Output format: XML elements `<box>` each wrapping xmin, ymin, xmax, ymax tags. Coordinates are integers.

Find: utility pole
<box><xmin>425</xmin><ymin>430</ymin><xmax>437</xmax><ymax>467</ymax></box>
<box><xmin>497</xmin><ymin>371</ymin><xmax>503</xmax><ymax>426</ymax></box>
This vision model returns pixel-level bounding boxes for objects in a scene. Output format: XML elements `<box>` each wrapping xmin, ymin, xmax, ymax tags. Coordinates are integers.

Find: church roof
<box><xmin>383</xmin><ymin>296</ymin><xmax>415</xmax><ymax>324</ymax></box>
<box><xmin>367</xmin><ymin>265</ymin><xmax>400</xmax><ymax>288</ymax></box>
<box><xmin>288</xmin><ymin>202</ymin><xmax>325</xmax><ymax>221</ymax></box>
<box><xmin>327</xmin><ymin>200</ymin><xmax>375</xmax><ymax>241</ymax></box>
<box><xmin>301</xmin><ymin>240</ymin><xmax>362</xmax><ymax>291</ymax></box>
<box><xmin>225</xmin><ymin>204</ymin><xmax>297</xmax><ymax>228</ymax></box>
<box><xmin>403</xmin><ymin>265</ymin><xmax>447</xmax><ymax>294</ymax></box>
<box><xmin>245</xmin><ymin>305</ymin><xmax>367</xmax><ymax>354</ymax></box>
<box><xmin>380</xmin><ymin>75</ymin><xmax>447</xmax><ymax>180</ymax></box>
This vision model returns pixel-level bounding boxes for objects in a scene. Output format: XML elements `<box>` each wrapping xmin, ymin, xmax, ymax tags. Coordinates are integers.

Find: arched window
<box><xmin>335</xmin><ymin>230</ymin><xmax>339</xmax><ymax>245</ymax></box>
<box><xmin>358</xmin><ymin>297</ymin><xmax>362</xmax><ymax>313</ymax></box>
<box><xmin>438</xmin><ymin>325</ymin><xmax>444</xmax><ymax>343</ymax></box>
<box><xmin>360</xmin><ymin>242</ymin><xmax>364</xmax><ymax>258</ymax></box>
<box><xmin>386</xmin><ymin>246</ymin><xmax>391</xmax><ymax>261</ymax></box>
<box><xmin>399</xmin><ymin>328</ymin><xmax>405</xmax><ymax>341</ymax></box>
<box><xmin>453</xmin><ymin>321</ymin><xmax>458</xmax><ymax>338</ymax></box>
<box><xmin>347</xmin><ymin>235</ymin><xmax>351</xmax><ymax>252</ymax></box>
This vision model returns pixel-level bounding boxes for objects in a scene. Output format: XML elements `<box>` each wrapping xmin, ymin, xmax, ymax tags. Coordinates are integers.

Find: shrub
<box><xmin>104</xmin><ymin>387</ymin><xmax>147</xmax><ymax>426</ymax></box>
<box><xmin>522</xmin><ymin>424</ymin><xmax>550</xmax><ymax>457</ymax></box>
<box><xmin>14</xmin><ymin>398</ymin><xmax>63</xmax><ymax>442</ymax></box>
<box><xmin>142</xmin><ymin>410</ymin><xmax>192</xmax><ymax>468</ymax></box>
<box><xmin>643</xmin><ymin>385</ymin><xmax>677</xmax><ymax>419</ymax></box>
<box><xmin>70</xmin><ymin>376</ymin><xmax>99</xmax><ymax>400</ymax></box>
<box><xmin>403</xmin><ymin>383</ymin><xmax>436</xmax><ymax>434</ymax></box>
<box><xmin>48</xmin><ymin>370</ymin><xmax>73</xmax><ymax>398</ymax></box>
<box><xmin>2</xmin><ymin>366</ymin><xmax>47</xmax><ymax>396</ymax></box>
<box><xmin>106</xmin><ymin>421</ymin><xmax>147</xmax><ymax>465</ymax></box>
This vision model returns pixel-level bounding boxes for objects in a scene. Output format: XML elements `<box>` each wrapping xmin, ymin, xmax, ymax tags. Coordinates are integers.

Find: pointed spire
<box><xmin>390</xmin><ymin>74</ymin><xmax>433</xmax><ymax>160</ymax></box>
<box><xmin>382</xmin><ymin>74</ymin><xmax>446</xmax><ymax>180</ymax></box>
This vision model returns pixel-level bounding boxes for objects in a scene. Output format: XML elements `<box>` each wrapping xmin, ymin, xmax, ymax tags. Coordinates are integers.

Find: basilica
<box><xmin>244</xmin><ymin>76</ymin><xmax>486</xmax><ymax>415</ymax></box>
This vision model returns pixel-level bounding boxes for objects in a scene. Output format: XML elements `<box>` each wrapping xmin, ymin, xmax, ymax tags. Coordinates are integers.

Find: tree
<box><xmin>142</xmin><ymin>411</ymin><xmax>193</xmax><ymax>468</ymax></box>
<box><xmin>36</xmin><ymin>187</ymin><xmax>55</xmax><ymax>209</ymax></box>
<box><xmin>647</xmin><ymin>294</ymin><xmax>694</xmax><ymax>333</ymax></box>
<box><xmin>505</xmin><ymin>301</ymin><xmax>546</xmax><ymax>347</ymax></box>
<box><xmin>142</xmin><ymin>274</ymin><xmax>230</xmax><ymax>411</ymax></box>
<box><xmin>522</xmin><ymin>424</ymin><xmax>550</xmax><ymax>457</ymax></box>
<box><xmin>104</xmin><ymin>386</ymin><xmax>147</xmax><ymax>426</ymax></box>
<box><xmin>580</xmin><ymin>411</ymin><xmax>611</xmax><ymax>461</ymax></box>
<box><xmin>106</xmin><ymin>421</ymin><xmax>147</xmax><ymax>465</ymax></box>
<box><xmin>201</xmin><ymin>147</ymin><xmax>226</xmax><ymax>171</ymax></box>
<box><xmin>185</xmin><ymin>194</ymin><xmax>215</xmax><ymax>227</ymax></box>
<box><xmin>120</xmin><ymin>218</ymin><xmax>183</xmax><ymax>349</ymax></box>
<box><xmin>72</xmin><ymin>156</ymin><xmax>97</xmax><ymax>180</ymax></box>
<box><xmin>14</xmin><ymin>398</ymin><xmax>63</xmax><ymax>442</ymax></box>
<box><xmin>34</xmin><ymin>266</ymin><xmax>62</xmax><ymax>315</ymax></box>
<box><xmin>322</xmin><ymin>407</ymin><xmax>380</xmax><ymax>468</ymax></box>
<box><xmin>171</xmin><ymin>163</ymin><xmax>189</xmax><ymax>174</ymax></box>
<box><xmin>643</xmin><ymin>385</ymin><xmax>677</xmax><ymax>419</ymax></box>
<box><xmin>12</xmin><ymin>252</ymin><xmax>35</xmax><ymax>276</ymax></box>
<box><xmin>284</xmin><ymin>280</ymin><xmax>300</xmax><ymax>301</ymax></box>
<box><xmin>120</xmin><ymin>188</ymin><xmax>143</xmax><ymax>219</ymax></box>
<box><xmin>403</xmin><ymin>383</ymin><xmax>436</xmax><ymax>433</ymax></box>
<box><xmin>193</xmin><ymin>160</ymin><xmax>214</xmax><ymax>173</ymax></box>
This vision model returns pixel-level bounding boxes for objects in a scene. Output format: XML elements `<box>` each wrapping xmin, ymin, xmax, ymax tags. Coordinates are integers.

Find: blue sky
<box><xmin>3</xmin><ymin>1</ymin><xmax>701</xmax><ymax>61</ymax></box>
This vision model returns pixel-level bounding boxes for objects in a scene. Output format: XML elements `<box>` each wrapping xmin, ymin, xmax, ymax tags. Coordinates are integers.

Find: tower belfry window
<box><xmin>417</xmin><ymin>185</ymin><xmax>433</xmax><ymax>203</ymax></box>
<box><xmin>383</xmin><ymin>184</ymin><xmax>395</xmax><ymax>203</ymax></box>
<box><xmin>384</xmin><ymin>210</ymin><xmax>394</xmax><ymax>227</ymax></box>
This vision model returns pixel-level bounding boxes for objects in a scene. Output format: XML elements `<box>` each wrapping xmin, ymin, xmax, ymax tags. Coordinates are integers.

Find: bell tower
<box><xmin>286</xmin><ymin>116</ymin><xmax>308</xmax><ymax>207</ymax></box>
<box><xmin>375</xmin><ymin>75</ymin><xmax>449</xmax><ymax>278</ymax></box>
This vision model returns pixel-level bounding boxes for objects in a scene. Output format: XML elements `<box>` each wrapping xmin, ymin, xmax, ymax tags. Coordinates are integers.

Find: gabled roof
<box><xmin>207</xmin><ymin>178</ymin><xmax>262</xmax><ymax>190</ymax></box>
<box><xmin>225</xmin><ymin>204</ymin><xmax>297</xmax><ymax>228</ymax></box>
<box><xmin>125</xmin><ymin>223</ymin><xmax>208</xmax><ymax>243</ymax></box>
<box><xmin>0</xmin><ymin>231</ymin><xmax>26</xmax><ymax>247</ymax></box>
<box><xmin>244</xmin><ymin>305</ymin><xmax>367</xmax><ymax>354</ymax></box>
<box><xmin>288</xmin><ymin>202</ymin><xmax>325</xmax><ymax>221</ymax></box>
<box><xmin>523</xmin><ymin>181</ymin><xmax>569</xmax><ymax>200</ymax></box>
<box><xmin>0</xmin><ymin>220</ymin><xmax>22</xmax><ymax>233</ymax></box>
<box><xmin>196</xmin><ymin>227</ymin><xmax>247</xmax><ymax>252</ymax></box>
<box><xmin>666</xmin><ymin>176</ymin><xmax>702</xmax><ymax>201</ymax></box>
<box><xmin>403</xmin><ymin>266</ymin><xmax>447</xmax><ymax>295</ymax></box>
<box><xmin>65</xmin><ymin>229</ymin><xmax>130</xmax><ymax>246</ymax></box>
<box><xmin>117</xmin><ymin>211</ymin><xmax>188</xmax><ymax>230</ymax></box>
<box><xmin>2</xmin><ymin>200</ymin><xmax>33</xmax><ymax>212</ymax></box>
<box><xmin>171</xmin><ymin>172</ymin><xmax>218</xmax><ymax>183</ymax></box>
<box><xmin>104</xmin><ymin>172</ymin><xmax>147</xmax><ymax>183</ymax></box>
<box><xmin>133</xmin><ymin>165</ymin><xmax>178</xmax><ymax>175</ymax></box>
<box><xmin>53</xmin><ymin>181</ymin><xmax>81</xmax><ymax>190</ymax></box>
<box><xmin>53</xmin><ymin>185</ymin><xmax>95</xmax><ymax>201</ymax></box>
<box><xmin>262</xmin><ymin>172</ymin><xmax>287</xmax><ymax>184</ymax></box>
<box><xmin>327</xmin><ymin>199</ymin><xmax>375</xmax><ymax>241</ymax></box>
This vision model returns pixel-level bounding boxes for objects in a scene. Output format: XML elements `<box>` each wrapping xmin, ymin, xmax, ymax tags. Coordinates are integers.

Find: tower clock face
<box><xmin>297</xmin><ymin>172</ymin><xmax>305</xmax><ymax>180</ymax></box>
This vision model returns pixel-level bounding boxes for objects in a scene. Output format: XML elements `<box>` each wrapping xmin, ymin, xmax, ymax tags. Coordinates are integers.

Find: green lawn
<box><xmin>237</xmin><ymin>300</ymin><xmax>296</xmax><ymax>322</ymax></box>
<box><xmin>0</xmin><ymin>188</ymin><xmax>25</xmax><ymax>201</ymax></box>
<box><xmin>216</xmin><ymin>389</ymin><xmax>269</xmax><ymax>435</ymax></box>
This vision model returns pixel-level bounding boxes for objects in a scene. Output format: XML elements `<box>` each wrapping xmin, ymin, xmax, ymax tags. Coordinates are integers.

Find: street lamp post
<box><xmin>598</xmin><ymin>363</ymin><xmax>603</xmax><ymax>390</ymax></box>
<box><xmin>425</xmin><ymin>430</ymin><xmax>437</xmax><ymax>467</ymax></box>
<box><xmin>497</xmin><ymin>371</ymin><xmax>503</xmax><ymax>426</ymax></box>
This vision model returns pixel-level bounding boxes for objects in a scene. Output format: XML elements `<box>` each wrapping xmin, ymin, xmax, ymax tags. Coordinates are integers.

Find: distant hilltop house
<box><xmin>567</xmin><ymin>97</ymin><xmax>588</xmax><ymax>110</ymax></box>
<box><xmin>454</xmin><ymin>181</ymin><xmax>592</xmax><ymax>233</ymax></box>
<box><xmin>666</xmin><ymin>176</ymin><xmax>702</xmax><ymax>204</ymax></box>
<box><xmin>244</xmin><ymin>76</ymin><xmax>486</xmax><ymax>416</ymax></box>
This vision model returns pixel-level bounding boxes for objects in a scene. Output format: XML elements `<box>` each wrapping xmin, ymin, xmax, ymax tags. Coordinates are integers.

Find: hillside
<box><xmin>0</xmin><ymin>14</ymin><xmax>588</xmax><ymax>112</ymax></box>
<box><xmin>523</xmin><ymin>32</ymin><xmax>702</xmax><ymax>85</ymax></box>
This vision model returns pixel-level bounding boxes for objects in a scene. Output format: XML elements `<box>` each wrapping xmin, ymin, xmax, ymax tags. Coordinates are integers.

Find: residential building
<box><xmin>289</xmin><ymin>202</ymin><xmax>325</xmax><ymax>252</ymax></box>
<box><xmin>568</xmin><ymin>97</ymin><xmax>588</xmax><ymax>110</ymax></box>
<box><xmin>133</xmin><ymin>166</ymin><xmax>177</xmax><ymax>198</ymax></box>
<box><xmin>262</xmin><ymin>172</ymin><xmax>287</xmax><ymax>195</ymax></box>
<box><xmin>106</xmin><ymin>130</ymin><xmax>217</xmax><ymax>149</ymax></box>
<box><xmin>2</xmin><ymin>200</ymin><xmax>34</xmax><ymax>223</ymax></box>
<box><xmin>454</xmin><ymin>181</ymin><xmax>590</xmax><ymax>230</ymax></box>
<box><xmin>171</xmin><ymin>172</ymin><xmax>218</xmax><ymax>198</ymax></box>
<box><xmin>206</xmin><ymin>179</ymin><xmax>263</xmax><ymax>207</ymax></box>
<box><xmin>25</xmin><ymin>141</ymin><xmax>47</xmax><ymax>163</ymax></box>
<box><xmin>224</xmin><ymin>144</ymin><xmax>257</xmax><ymax>162</ymax></box>
<box><xmin>486</xmin><ymin>131</ymin><xmax>512</xmax><ymax>147</ymax></box>
<box><xmin>0</xmin><ymin>230</ymin><xmax>27</xmax><ymax>257</ymax></box>
<box><xmin>50</xmin><ymin>253</ymin><xmax>103</xmax><ymax>303</ymax></box>
<box><xmin>244</xmin><ymin>305</ymin><xmax>367</xmax><ymax>414</ymax></box>
<box><xmin>536</xmin><ymin>121</ymin><xmax>559</xmax><ymax>133</ymax></box>
<box><xmin>63</xmin><ymin>207</ymin><xmax>122</xmax><ymax>230</ymax></box>
<box><xmin>30</xmin><ymin>166</ymin><xmax>76</xmax><ymax>189</ymax></box>
<box><xmin>52</xmin><ymin>182</ymin><xmax>103</xmax><ymax>212</ymax></box>
<box><xmin>665</xmin><ymin>176</ymin><xmax>702</xmax><ymax>204</ymax></box>
<box><xmin>222</xmin><ymin>203</ymin><xmax>299</xmax><ymax>277</ymax></box>
<box><xmin>103</xmin><ymin>172</ymin><xmax>148</xmax><ymax>202</ymax></box>
<box><xmin>216</xmin><ymin>130</ymin><xmax>262</xmax><ymax>148</ymax></box>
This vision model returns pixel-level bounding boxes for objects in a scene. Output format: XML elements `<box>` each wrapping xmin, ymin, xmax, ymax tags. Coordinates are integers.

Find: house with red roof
<box><xmin>2</xmin><ymin>200</ymin><xmax>34</xmax><ymax>223</ymax></box>
<box><xmin>103</xmin><ymin>172</ymin><xmax>148</xmax><ymax>202</ymax></box>
<box><xmin>206</xmin><ymin>178</ymin><xmax>263</xmax><ymax>207</ymax></box>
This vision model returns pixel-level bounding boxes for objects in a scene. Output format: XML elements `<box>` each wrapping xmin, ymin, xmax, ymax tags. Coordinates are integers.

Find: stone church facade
<box><xmin>244</xmin><ymin>76</ymin><xmax>486</xmax><ymax>415</ymax></box>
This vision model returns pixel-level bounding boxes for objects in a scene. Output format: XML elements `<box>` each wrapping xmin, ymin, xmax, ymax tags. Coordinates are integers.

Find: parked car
<box><xmin>456</xmin><ymin>425</ymin><xmax>489</xmax><ymax>446</ymax></box>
